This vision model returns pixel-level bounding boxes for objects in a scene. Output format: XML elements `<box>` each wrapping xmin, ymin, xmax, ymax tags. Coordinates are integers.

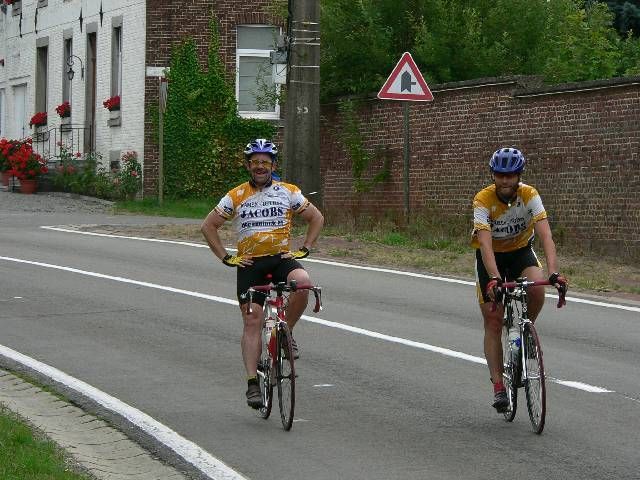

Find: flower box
<box><xmin>103</xmin><ymin>95</ymin><xmax>121</xmax><ymax>111</ymax></box>
<box><xmin>29</xmin><ymin>111</ymin><xmax>48</xmax><ymax>128</ymax></box>
<box><xmin>56</xmin><ymin>101</ymin><xmax>71</xmax><ymax>118</ymax></box>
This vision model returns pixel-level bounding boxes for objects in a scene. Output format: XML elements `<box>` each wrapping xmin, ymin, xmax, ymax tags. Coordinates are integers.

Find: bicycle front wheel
<box><xmin>523</xmin><ymin>323</ymin><xmax>546</xmax><ymax>434</ymax></box>
<box><xmin>501</xmin><ymin>325</ymin><xmax>518</xmax><ymax>422</ymax></box>
<box><xmin>257</xmin><ymin>327</ymin><xmax>273</xmax><ymax>419</ymax></box>
<box><xmin>276</xmin><ymin>323</ymin><xmax>296</xmax><ymax>431</ymax></box>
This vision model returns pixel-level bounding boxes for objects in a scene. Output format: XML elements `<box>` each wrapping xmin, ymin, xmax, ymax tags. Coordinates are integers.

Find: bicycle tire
<box><xmin>257</xmin><ymin>320</ymin><xmax>274</xmax><ymax>419</ymax></box>
<box><xmin>523</xmin><ymin>323</ymin><xmax>546</xmax><ymax>434</ymax></box>
<box><xmin>501</xmin><ymin>322</ymin><xmax>518</xmax><ymax>422</ymax></box>
<box><xmin>276</xmin><ymin>323</ymin><xmax>295</xmax><ymax>431</ymax></box>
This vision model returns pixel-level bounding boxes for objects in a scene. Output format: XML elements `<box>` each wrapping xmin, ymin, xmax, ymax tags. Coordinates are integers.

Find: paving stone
<box><xmin>0</xmin><ymin>369</ymin><xmax>188</xmax><ymax>480</ymax></box>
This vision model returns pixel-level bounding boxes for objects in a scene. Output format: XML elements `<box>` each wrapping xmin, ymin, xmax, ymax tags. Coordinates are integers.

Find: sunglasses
<box><xmin>248</xmin><ymin>159</ymin><xmax>273</xmax><ymax>167</ymax></box>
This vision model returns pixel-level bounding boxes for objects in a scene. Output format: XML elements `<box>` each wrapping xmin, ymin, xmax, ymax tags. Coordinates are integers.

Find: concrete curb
<box><xmin>0</xmin><ymin>369</ymin><xmax>187</xmax><ymax>480</ymax></box>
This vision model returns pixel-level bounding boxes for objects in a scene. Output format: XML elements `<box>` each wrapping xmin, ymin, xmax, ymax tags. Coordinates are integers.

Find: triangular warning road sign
<box><xmin>377</xmin><ymin>52</ymin><xmax>433</xmax><ymax>101</ymax></box>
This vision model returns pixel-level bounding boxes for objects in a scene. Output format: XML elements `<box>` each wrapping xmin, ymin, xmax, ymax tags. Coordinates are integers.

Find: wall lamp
<box><xmin>66</xmin><ymin>54</ymin><xmax>84</xmax><ymax>81</ymax></box>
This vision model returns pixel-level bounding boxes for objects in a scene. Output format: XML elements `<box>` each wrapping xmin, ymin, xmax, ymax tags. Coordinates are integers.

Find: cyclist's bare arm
<box><xmin>298</xmin><ymin>203</ymin><xmax>324</xmax><ymax>250</ymax></box>
<box><xmin>477</xmin><ymin>229</ymin><xmax>500</xmax><ymax>279</ymax></box>
<box><xmin>533</xmin><ymin>218</ymin><xmax>559</xmax><ymax>275</ymax></box>
<box><xmin>201</xmin><ymin>210</ymin><xmax>229</xmax><ymax>261</ymax></box>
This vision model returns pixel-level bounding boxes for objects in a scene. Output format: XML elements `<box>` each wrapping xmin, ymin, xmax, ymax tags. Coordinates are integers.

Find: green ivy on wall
<box><xmin>163</xmin><ymin>16</ymin><xmax>276</xmax><ymax>199</ymax></box>
<box><xmin>337</xmin><ymin>98</ymin><xmax>390</xmax><ymax>193</ymax></box>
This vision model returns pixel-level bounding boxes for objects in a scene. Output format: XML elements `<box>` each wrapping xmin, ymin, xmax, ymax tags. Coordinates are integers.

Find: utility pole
<box><xmin>284</xmin><ymin>0</ymin><xmax>321</xmax><ymax>205</ymax></box>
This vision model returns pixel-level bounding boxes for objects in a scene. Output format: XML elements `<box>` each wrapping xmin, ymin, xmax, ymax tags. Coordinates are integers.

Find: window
<box><xmin>236</xmin><ymin>25</ymin><xmax>280</xmax><ymax>119</ymax></box>
<box><xmin>35</xmin><ymin>45</ymin><xmax>48</xmax><ymax>115</ymax></box>
<box><xmin>62</xmin><ymin>38</ymin><xmax>72</xmax><ymax>104</ymax></box>
<box><xmin>111</xmin><ymin>25</ymin><xmax>122</xmax><ymax>98</ymax></box>
<box><xmin>0</xmin><ymin>90</ymin><xmax>5</xmax><ymax>138</ymax></box>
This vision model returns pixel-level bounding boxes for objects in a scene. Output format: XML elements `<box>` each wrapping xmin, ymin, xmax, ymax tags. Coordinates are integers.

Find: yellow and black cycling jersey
<box><xmin>215</xmin><ymin>180</ymin><xmax>309</xmax><ymax>258</ymax></box>
<box><xmin>471</xmin><ymin>183</ymin><xmax>547</xmax><ymax>252</ymax></box>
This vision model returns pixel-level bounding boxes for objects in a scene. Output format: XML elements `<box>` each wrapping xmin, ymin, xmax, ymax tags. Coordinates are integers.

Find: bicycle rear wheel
<box><xmin>523</xmin><ymin>323</ymin><xmax>546</xmax><ymax>434</ymax></box>
<box><xmin>501</xmin><ymin>324</ymin><xmax>518</xmax><ymax>422</ymax></box>
<box><xmin>276</xmin><ymin>323</ymin><xmax>295</xmax><ymax>431</ymax></box>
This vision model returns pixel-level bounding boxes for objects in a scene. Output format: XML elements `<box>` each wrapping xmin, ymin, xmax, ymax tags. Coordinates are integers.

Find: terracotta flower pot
<box><xmin>19</xmin><ymin>179</ymin><xmax>38</xmax><ymax>194</ymax></box>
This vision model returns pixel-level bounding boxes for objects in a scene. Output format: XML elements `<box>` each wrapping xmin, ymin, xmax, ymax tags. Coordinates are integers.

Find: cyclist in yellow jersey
<box><xmin>201</xmin><ymin>139</ymin><xmax>324</xmax><ymax>408</ymax></box>
<box><xmin>472</xmin><ymin>147</ymin><xmax>567</xmax><ymax>413</ymax></box>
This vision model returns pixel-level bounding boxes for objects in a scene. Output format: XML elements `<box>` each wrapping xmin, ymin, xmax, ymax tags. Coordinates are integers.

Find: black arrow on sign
<box><xmin>401</xmin><ymin>71</ymin><xmax>416</xmax><ymax>92</ymax></box>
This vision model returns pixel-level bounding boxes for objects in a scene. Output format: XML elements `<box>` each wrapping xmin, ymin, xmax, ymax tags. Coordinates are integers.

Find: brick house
<box><xmin>0</xmin><ymin>0</ymin><xmax>282</xmax><ymax>186</ymax></box>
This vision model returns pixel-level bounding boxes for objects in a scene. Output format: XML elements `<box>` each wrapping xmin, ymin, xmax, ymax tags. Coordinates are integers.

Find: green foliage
<box><xmin>163</xmin><ymin>16</ymin><xmax>275</xmax><ymax>199</ymax></box>
<box><xmin>116</xmin><ymin>151</ymin><xmax>143</xmax><ymax>199</ymax></box>
<box><xmin>602</xmin><ymin>0</ymin><xmax>640</xmax><ymax>37</ymax></box>
<box><xmin>321</xmin><ymin>0</ymin><xmax>640</xmax><ymax>99</ymax></box>
<box><xmin>337</xmin><ymin>99</ymin><xmax>390</xmax><ymax>192</ymax></box>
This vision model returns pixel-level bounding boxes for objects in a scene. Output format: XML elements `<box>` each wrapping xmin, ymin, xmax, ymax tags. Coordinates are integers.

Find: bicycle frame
<box><xmin>498</xmin><ymin>277</ymin><xmax>565</xmax><ymax>434</ymax></box>
<box><xmin>246</xmin><ymin>279</ymin><xmax>322</xmax><ymax>430</ymax></box>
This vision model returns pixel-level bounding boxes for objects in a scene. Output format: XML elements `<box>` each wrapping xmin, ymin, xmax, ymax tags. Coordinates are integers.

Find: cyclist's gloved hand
<box><xmin>486</xmin><ymin>276</ymin><xmax>503</xmax><ymax>303</ymax></box>
<box><xmin>289</xmin><ymin>246</ymin><xmax>310</xmax><ymax>260</ymax></box>
<box><xmin>549</xmin><ymin>272</ymin><xmax>568</xmax><ymax>305</ymax></box>
<box><xmin>222</xmin><ymin>254</ymin><xmax>243</xmax><ymax>267</ymax></box>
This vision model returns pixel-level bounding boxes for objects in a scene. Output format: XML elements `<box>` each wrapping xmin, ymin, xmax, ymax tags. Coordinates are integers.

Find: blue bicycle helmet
<box><xmin>489</xmin><ymin>147</ymin><xmax>525</xmax><ymax>173</ymax></box>
<box><xmin>244</xmin><ymin>139</ymin><xmax>278</xmax><ymax>160</ymax></box>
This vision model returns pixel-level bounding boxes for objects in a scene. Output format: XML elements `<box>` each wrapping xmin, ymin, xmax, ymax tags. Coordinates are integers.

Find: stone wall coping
<box><xmin>323</xmin><ymin>74</ymin><xmax>640</xmax><ymax>105</ymax></box>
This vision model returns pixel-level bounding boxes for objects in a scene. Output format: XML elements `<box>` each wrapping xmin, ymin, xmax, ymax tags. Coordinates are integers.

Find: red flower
<box><xmin>5</xmin><ymin>0</ymin><xmax>15</xmax><ymax>5</ymax></box>
<box><xmin>102</xmin><ymin>95</ymin><xmax>121</xmax><ymax>111</ymax></box>
<box><xmin>55</xmin><ymin>101</ymin><xmax>71</xmax><ymax>118</ymax></box>
<box><xmin>75</xmin><ymin>152</ymin><xmax>82</xmax><ymax>158</ymax></box>
<box><xmin>5</xmin><ymin>139</ymin><xmax>47</xmax><ymax>180</ymax></box>
<box><xmin>29</xmin><ymin>112</ymin><xmax>48</xmax><ymax>127</ymax></box>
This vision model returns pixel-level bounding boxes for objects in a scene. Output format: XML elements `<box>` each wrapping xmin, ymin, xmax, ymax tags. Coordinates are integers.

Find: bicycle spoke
<box><xmin>523</xmin><ymin>324</ymin><xmax>546</xmax><ymax>434</ymax></box>
<box><xmin>276</xmin><ymin>324</ymin><xmax>295</xmax><ymax>431</ymax></box>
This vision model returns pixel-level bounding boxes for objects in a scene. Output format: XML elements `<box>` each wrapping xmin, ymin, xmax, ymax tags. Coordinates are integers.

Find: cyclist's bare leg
<box><xmin>240</xmin><ymin>302</ymin><xmax>263</xmax><ymax>376</ymax></box>
<box><xmin>521</xmin><ymin>265</ymin><xmax>545</xmax><ymax>323</ymax></box>
<box><xmin>480</xmin><ymin>301</ymin><xmax>504</xmax><ymax>384</ymax></box>
<box><xmin>285</xmin><ymin>268</ymin><xmax>310</xmax><ymax>330</ymax></box>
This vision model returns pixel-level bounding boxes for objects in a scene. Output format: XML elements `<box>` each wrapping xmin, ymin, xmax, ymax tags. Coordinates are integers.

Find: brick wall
<box><xmin>143</xmin><ymin>0</ymin><xmax>281</xmax><ymax>194</ymax></box>
<box><xmin>320</xmin><ymin>76</ymin><xmax>640</xmax><ymax>254</ymax></box>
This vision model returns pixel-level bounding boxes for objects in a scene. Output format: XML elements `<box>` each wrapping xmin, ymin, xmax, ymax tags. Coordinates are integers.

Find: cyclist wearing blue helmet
<box><xmin>201</xmin><ymin>139</ymin><xmax>324</xmax><ymax>409</ymax></box>
<box><xmin>471</xmin><ymin>147</ymin><xmax>567</xmax><ymax>413</ymax></box>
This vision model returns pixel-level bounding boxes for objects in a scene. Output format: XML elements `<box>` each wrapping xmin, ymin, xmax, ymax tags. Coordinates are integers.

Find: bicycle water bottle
<box><xmin>265</xmin><ymin>317</ymin><xmax>277</xmax><ymax>357</ymax></box>
<box><xmin>509</xmin><ymin>327</ymin><xmax>521</xmax><ymax>362</ymax></box>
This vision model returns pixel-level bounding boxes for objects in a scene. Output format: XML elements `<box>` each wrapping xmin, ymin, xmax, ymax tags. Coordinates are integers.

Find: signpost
<box><xmin>377</xmin><ymin>52</ymin><xmax>433</xmax><ymax>222</ymax></box>
<box><xmin>158</xmin><ymin>77</ymin><xmax>168</xmax><ymax>205</ymax></box>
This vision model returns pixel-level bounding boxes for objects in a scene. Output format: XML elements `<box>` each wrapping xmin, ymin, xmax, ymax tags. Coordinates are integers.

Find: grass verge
<box><xmin>110</xmin><ymin>200</ymin><xmax>640</xmax><ymax>298</ymax></box>
<box><xmin>0</xmin><ymin>405</ymin><xmax>91</xmax><ymax>479</ymax></box>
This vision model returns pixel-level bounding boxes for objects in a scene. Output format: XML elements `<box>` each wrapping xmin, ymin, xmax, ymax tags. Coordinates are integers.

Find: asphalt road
<box><xmin>1</xmin><ymin>203</ymin><xmax>639</xmax><ymax>480</ymax></box>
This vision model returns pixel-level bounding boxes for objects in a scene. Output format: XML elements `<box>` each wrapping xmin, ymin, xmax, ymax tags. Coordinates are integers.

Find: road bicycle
<box><xmin>247</xmin><ymin>277</ymin><xmax>322</xmax><ymax>431</ymax></box>
<box><xmin>497</xmin><ymin>278</ymin><xmax>566</xmax><ymax>434</ymax></box>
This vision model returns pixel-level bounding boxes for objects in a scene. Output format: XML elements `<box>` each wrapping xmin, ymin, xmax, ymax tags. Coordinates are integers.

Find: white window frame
<box><xmin>236</xmin><ymin>25</ymin><xmax>281</xmax><ymax>120</ymax></box>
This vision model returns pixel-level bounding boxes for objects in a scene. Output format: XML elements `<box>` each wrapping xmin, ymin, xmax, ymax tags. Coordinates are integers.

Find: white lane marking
<box><xmin>0</xmin><ymin>255</ymin><xmax>616</xmax><ymax>396</ymax></box>
<box><xmin>41</xmin><ymin>226</ymin><xmax>208</xmax><ymax>249</ymax></box>
<box><xmin>41</xmin><ymin>226</ymin><xmax>640</xmax><ymax>313</ymax></box>
<box><xmin>313</xmin><ymin>384</ymin><xmax>335</xmax><ymax>388</ymax></box>
<box><xmin>0</xmin><ymin>344</ymin><xmax>248</xmax><ymax>480</ymax></box>
<box><xmin>552</xmin><ymin>380</ymin><xmax>613</xmax><ymax>393</ymax></box>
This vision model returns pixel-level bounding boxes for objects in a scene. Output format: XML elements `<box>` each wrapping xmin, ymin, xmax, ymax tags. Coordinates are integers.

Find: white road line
<box><xmin>0</xmin><ymin>343</ymin><xmax>248</xmax><ymax>480</ymax></box>
<box><xmin>0</xmin><ymin>255</ymin><xmax>616</xmax><ymax>396</ymax></box>
<box><xmin>41</xmin><ymin>226</ymin><xmax>640</xmax><ymax>313</ymax></box>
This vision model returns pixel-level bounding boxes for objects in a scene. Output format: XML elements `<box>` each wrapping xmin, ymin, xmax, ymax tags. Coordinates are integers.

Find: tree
<box><xmin>320</xmin><ymin>0</ymin><xmax>640</xmax><ymax>99</ymax></box>
<box><xmin>602</xmin><ymin>0</ymin><xmax>640</xmax><ymax>36</ymax></box>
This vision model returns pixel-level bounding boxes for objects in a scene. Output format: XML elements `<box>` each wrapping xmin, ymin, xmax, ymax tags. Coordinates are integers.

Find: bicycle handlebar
<box><xmin>246</xmin><ymin>282</ymin><xmax>323</xmax><ymax>314</ymax></box>
<box><xmin>490</xmin><ymin>278</ymin><xmax>567</xmax><ymax>311</ymax></box>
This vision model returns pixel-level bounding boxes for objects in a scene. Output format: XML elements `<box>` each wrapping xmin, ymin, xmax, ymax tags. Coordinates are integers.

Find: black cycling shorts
<box><xmin>237</xmin><ymin>254</ymin><xmax>304</xmax><ymax>306</ymax></box>
<box><xmin>475</xmin><ymin>245</ymin><xmax>541</xmax><ymax>304</ymax></box>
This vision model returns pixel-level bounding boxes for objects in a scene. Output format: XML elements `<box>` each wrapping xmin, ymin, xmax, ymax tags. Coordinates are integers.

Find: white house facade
<box><xmin>0</xmin><ymin>0</ymin><xmax>146</xmax><ymax>171</ymax></box>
